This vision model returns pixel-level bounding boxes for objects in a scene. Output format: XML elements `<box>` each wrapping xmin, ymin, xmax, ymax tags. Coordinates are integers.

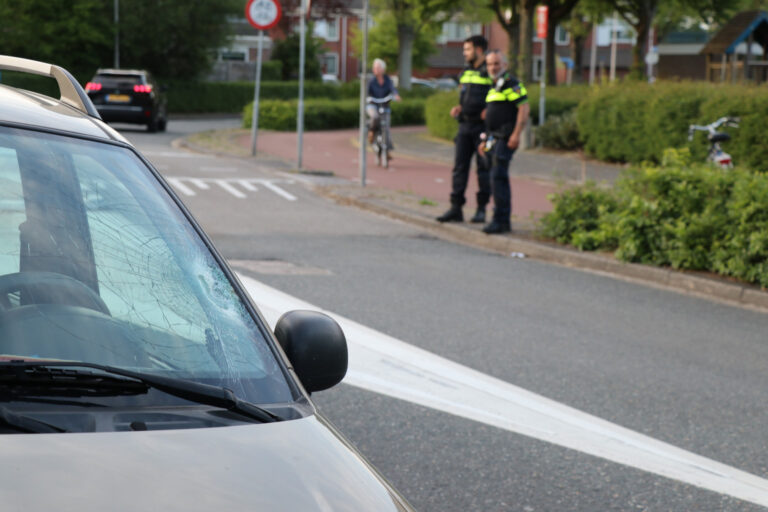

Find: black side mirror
<box><xmin>274</xmin><ymin>310</ymin><xmax>347</xmax><ymax>393</ymax></box>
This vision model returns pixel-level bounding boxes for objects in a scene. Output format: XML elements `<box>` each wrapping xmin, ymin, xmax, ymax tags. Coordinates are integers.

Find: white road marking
<box><xmin>237</xmin><ymin>273</ymin><xmax>768</xmax><ymax>508</ymax></box>
<box><xmin>215</xmin><ymin>180</ymin><xmax>247</xmax><ymax>198</ymax></box>
<box><xmin>143</xmin><ymin>151</ymin><xmax>210</xmax><ymax>159</ymax></box>
<box><xmin>200</xmin><ymin>167</ymin><xmax>238</xmax><ymax>173</ymax></box>
<box><xmin>166</xmin><ymin>178</ymin><xmax>196</xmax><ymax>196</ymax></box>
<box><xmin>166</xmin><ymin>177</ymin><xmax>296</xmax><ymax>200</ymax></box>
<box><xmin>435</xmin><ymin>178</ymin><xmax>445</xmax><ymax>183</ymax></box>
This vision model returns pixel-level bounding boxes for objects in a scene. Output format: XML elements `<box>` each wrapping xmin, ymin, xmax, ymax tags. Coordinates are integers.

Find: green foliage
<box><xmin>538</xmin><ymin>158</ymin><xmax>768</xmax><ymax>287</ymax></box>
<box><xmin>535</xmin><ymin>110</ymin><xmax>581</xmax><ymax>150</ymax></box>
<box><xmin>260</xmin><ymin>61</ymin><xmax>283</xmax><ymax>82</ymax></box>
<box><xmin>243</xmin><ymin>98</ymin><xmax>426</xmax><ymax>131</ymax></box>
<box><xmin>576</xmin><ymin>81</ymin><xmax>768</xmax><ymax>172</ymax></box>
<box><xmin>349</xmin><ymin>11</ymin><xmax>439</xmax><ymax>71</ymax></box>
<box><xmin>424</xmin><ymin>91</ymin><xmax>458</xmax><ymax>140</ymax></box>
<box><xmin>270</xmin><ymin>23</ymin><xmax>325</xmax><ymax>81</ymax></box>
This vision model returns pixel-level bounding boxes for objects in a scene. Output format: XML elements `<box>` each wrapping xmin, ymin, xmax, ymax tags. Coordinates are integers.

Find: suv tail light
<box><xmin>133</xmin><ymin>85</ymin><xmax>153</xmax><ymax>93</ymax></box>
<box><xmin>85</xmin><ymin>82</ymin><xmax>102</xmax><ymax>92</ymax></box>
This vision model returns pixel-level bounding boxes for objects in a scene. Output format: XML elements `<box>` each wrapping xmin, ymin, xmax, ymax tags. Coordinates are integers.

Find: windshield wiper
<box><xmin>0</xmin><ymin>361</ymin><xmax>281</xmax><ymax>423</ymax></box>
<box><xmin>0</xmin><ymin>404</ymin><xmax>66</xmax><ymax>433</ymax></box>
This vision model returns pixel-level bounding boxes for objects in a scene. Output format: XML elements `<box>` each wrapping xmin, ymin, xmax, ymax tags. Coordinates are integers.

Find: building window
<box><xmin>555</xmin><ymin>26</ymin><xmax>570</xmax><ymax>45</ymax></box>
<box><xmin>322</xmin><ymin>53</ymin><xmax>339</xmax><ymax>75</ymax></box>
<box><xmin>314</xmin><ymin>18</ymin><xmax>340</xmax><ymax>41</ymax></box>
<box><xmin>596</xmin><ymin>19</ymin><xmax>636</xmax><ymax>46</ymax></box>
<box><xmin>439</xmin><ymin>22</ymin><xmax>483</xmax><ymax>43</ymax></box>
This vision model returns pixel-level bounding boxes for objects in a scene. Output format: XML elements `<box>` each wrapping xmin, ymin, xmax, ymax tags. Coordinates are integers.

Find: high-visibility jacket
<box><xmin>484</xmin><ymin>72</ymin><xmax>528</xmax><ymax>139</ymax></box>
<box><xmin>458</xmin><ymin>63</ymin><xmax>492</xmax><ymax>124</ymax></box>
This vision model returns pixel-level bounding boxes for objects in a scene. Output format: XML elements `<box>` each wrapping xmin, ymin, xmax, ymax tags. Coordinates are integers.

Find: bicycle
<box><xmin>688</xmin><ymin>116</ymin><xmax>739</xmax><ymax>169</ymax></box>
<box><xmin>367</xmin><ymin>94</ymin><xmax>394</xmax><ymax>168</ymax></box>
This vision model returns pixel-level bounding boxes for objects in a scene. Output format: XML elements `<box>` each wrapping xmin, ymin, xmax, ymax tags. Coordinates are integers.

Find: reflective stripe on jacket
<box><xmin>484</xmin><ymin>73</ymin><xmax>528</xmax><ymax>138</ymax></box>
<box><xmin>458</xmin><ymin>63</ymin><xmax>492</xmax><ymax>123</ymax></box>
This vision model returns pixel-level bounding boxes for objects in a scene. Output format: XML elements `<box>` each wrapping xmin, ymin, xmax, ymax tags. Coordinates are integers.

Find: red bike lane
<box><xmin>242</xmin><ymin>128</ymin><xmax>556</xmax><ymax>219</ymax></box>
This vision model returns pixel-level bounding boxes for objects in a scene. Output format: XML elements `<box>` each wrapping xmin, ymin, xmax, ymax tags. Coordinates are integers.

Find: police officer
<box><xmin>436</xmin><ymin>35</ymin><xmax>492</xmax><ymax>224</ymax></box>
<box><xmin>477</xmin><ymin>50</ymin><xmax>530</xmax><ymax>234</ymax></box>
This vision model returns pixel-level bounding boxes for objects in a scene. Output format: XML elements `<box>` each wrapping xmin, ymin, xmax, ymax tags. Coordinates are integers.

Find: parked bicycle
<box><xmin>688</xmin><ymin>116</ymin><xmax>739</xmax><ymax>169</ymax></box>
<box><xmin>367</xmin><ymin>94</ymin><xmax>394</xmax><ymax>168</ymax></box>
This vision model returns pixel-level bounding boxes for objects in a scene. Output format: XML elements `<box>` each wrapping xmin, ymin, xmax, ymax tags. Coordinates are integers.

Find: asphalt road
<box><xmin>121</xmin><ymin>118</ymin><xmax>768</xmax><ymax>511</ymax></box>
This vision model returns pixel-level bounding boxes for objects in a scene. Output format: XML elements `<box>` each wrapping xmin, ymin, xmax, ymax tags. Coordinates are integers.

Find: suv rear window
<box><xmin>94</xmin><ymin>74</ymin><xmax>143</xmax><ymax>88</ymax></box>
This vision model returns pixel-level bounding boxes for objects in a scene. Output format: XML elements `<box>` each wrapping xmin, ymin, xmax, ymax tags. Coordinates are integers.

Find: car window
<box><xmin>0</xmin><ymin>147</ymin><xmax>24</xmax><ymax>275</ymax></box>
<box><xmin>0</xmin><ymin>127</ymin><xmax>293</xmax><ymax>404</ymax></box>
<box><xmin>94</xmin><ymin>74</ymin><xmax>142</xmax><ymax>87</ymax></box>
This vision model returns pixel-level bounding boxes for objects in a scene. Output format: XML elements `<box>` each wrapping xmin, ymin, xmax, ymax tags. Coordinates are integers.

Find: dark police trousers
<box><xmin>450</xmin><ymin>122</ymin><xmax>490</xmax><ymax>208</ymax></box>
<box><xmin>485</xmin><ymin>139</ymin><xmax>516</xmax><ymax>222</ymax></box>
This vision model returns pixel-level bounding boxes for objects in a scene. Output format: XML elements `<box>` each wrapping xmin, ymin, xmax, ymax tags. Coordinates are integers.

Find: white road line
<box><xmin>255</xmin><ymin>180</ymin><xmax>297</xmax><ymax>201</ymax></box>
<box><xmin>238</xmin><ymin>180</ymin><xmax>259</xmax><ymax>192</ymax></box>
<box><xmin>190</xmin><ymin>179</ymin><xmax>210</xmax><ymax>190</ymax></box>
<box><xmin>215</xmin><ymin>180</ymin><xmax>247</xmax><ymax>198</ymax></box>
<box><xmin>166</xmin><ymin>178</ymin><xmax>196</xmax><ymax>196</ymax></box>
<box><xmin>237</xmin><ymin>273</ymin><xmax>768</xmax><ymax>508</ymax></box>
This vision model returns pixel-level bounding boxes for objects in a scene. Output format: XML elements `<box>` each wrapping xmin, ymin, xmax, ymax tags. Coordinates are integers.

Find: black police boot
<box><xmin>482</xmin><ymin>219</ymin><xmax>511</xmax><ymax>234</ymax></box>
<box><xmin>436</xmin><ymin>206</ymin><xmax>464</xmax><ymax>223</ymax></box>
<box><xmin>470</xmin><ymin>208</ymin><xmax>486</xmax><ymax>224</ymax></box>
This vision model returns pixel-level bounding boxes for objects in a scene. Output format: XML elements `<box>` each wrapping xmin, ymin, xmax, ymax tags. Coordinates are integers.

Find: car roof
<box><xmin>0</xmin><ymin>85</ymin><xmax>127</xmax><ymax>143</ymax></box>
<box><xmin>95</xmin><ymin>68</ymin><xmax>148</xmax><ymax>76</ymax></box>
<box><xmin>0</xmin><ymin>56</ymin><xmax>128</xmax><ymax>144</ymax></box>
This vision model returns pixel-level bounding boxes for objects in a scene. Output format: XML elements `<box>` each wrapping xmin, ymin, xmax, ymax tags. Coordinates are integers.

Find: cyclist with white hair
<box><xmin>366</xmin><ymin>58</ymin><xmax>400</xmax><ymax>158</ymax></box>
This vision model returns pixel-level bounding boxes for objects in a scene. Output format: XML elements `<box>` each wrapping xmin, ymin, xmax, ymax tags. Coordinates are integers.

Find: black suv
<box><xmin>85</xmin><ymin>68</ymin><xmax>167</xmax><ymax>132</ymax></box>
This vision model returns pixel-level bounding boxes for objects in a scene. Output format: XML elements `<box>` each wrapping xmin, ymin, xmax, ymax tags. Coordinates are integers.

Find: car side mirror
<box><xmin>274</xmin><ymin>310</ymin><xmax>347</xmax><ymax>393</ymax></box>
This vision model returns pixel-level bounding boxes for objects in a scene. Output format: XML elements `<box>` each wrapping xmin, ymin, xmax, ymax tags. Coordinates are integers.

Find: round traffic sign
<box><xmin>245</xmin><ymin>0</ymin><xmax>282</xmax><ymax>30</ymax></box>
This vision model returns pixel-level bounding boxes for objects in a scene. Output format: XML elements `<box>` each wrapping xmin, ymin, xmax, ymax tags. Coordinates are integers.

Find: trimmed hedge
<box><xmin>425</xmin><ymin>84</ymin><xmax>587</xmax><ymax>141</ymax></box>
<box><xmin>243</xmin><ymin>98</ymin><xmax>426</xmax><ymax>130</ymax></box>
<box><xmin>577</xmin><ymin>81</ymin><xmax>768</xmax><ymax>172</ymax></box>
<box><xmin>539</xmin><ymin>149</ymin><xmax>768</xmax><ymax>287</ymax></box>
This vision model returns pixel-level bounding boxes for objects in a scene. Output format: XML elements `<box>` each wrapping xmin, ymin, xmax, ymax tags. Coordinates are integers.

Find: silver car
<box><xmin>0</xmin><ymin>55</ymin><xmax>413</xmax><ymax>511</ymax></box>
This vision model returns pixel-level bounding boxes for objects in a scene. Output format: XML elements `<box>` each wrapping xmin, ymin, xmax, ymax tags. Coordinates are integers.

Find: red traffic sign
<box><xmin>245</xmin><ymin>0</ymin><xmax>282</xmax><ymax>30</ymax></box>
<box><xmin>536</xmin><ymin>5</ymin><xmax>548</xmax><ymax>39</ymax></box>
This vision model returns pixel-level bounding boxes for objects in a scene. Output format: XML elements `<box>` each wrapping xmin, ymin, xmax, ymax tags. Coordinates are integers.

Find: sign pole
<box><xmin>297</xmin><ymin>0</ymin><xmax>306</xmax><ymax>170</ymax></box>
<box><xmin>245</xmin><ymin>0</ymin><xmax>283</xmax><ymax>156</ymax></box>
<box><xmin>358</xmin><ymin>0</ymin><xmax>369</xmax><ymax>187</ymax></box>
<box><xmin>251</xmin><ymin>30</ymin><xmax>264</xmax><ymax>156</ymax></box>
<box><xmin>537</xmin><ymin>5</ymin><xmax>548</xmax><ymax>129</ymax></box>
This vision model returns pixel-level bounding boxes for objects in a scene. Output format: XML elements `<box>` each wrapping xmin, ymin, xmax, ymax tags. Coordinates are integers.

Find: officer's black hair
<box><xmin>464</xmin><ymin>35</ymin><xmax>488</xmax><ymax>52</ymax></box>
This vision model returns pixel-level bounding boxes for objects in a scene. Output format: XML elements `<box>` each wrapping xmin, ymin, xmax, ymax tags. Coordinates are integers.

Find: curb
<box><xmin>171</xmin><ymin>132</ymin><xmax>768</xmax><ymax>314</ymax></box>
<box><xmin>318</xmin><ymin>185</ymin><xmax>768</xmax><ymax>313</ymax></box>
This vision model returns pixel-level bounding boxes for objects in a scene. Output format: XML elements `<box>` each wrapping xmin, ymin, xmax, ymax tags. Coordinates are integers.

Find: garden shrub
<box><xmin>535</xmin><ymin>110</ymin><xmax>581</xmax><ymax>150</ymax></box>
<box><xmin>243</xmin><ymin>98</ymin><xmax>425</xmax><ymax>130</ymax></box>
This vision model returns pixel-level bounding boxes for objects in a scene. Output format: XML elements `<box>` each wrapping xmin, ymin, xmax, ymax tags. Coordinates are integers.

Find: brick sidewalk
<box><xmin>240</xmin><ymin>126</ymin><xmax>624</xmax><ymax>222</ymax></box>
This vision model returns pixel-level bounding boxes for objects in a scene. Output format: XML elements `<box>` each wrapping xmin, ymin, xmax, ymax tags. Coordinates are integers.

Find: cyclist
<box><xmin>367</xmin><ymin>58</ymin><xmax>401</xmax><ymax>158</ymax></box>
<box><xmin>436</xmin><ymin>35</ymin><xmax>493</xmax><ymax>224</ymax></box>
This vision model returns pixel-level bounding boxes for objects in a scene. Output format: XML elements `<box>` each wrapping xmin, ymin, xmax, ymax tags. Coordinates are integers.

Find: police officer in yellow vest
<box><xmin>477</xmin><ymin>50</ymin><xmax>530</xmax><ymax>234</ymax></box>
<box><xmin>436</xmin><ymin>35</ymin><xmax>493</xmax><ymax>224</ymax></box>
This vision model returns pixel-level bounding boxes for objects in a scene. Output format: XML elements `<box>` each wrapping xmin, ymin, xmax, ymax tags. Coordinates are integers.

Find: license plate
<box><xmin>106</xmin><ymin>94</ymin><xmax>131</xmax><ymax>103</ymax></box>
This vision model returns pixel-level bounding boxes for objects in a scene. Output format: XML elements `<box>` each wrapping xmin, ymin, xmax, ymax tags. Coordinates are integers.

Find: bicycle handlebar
<box><xmin>367</xmin><ymin>95</ymin><xmax>394</xmax><ymax>104</ymax></box>
<box><xmin>688</xmin><ymin>116</ymin><xmax>740</xmax><ymax>141</ymax></box>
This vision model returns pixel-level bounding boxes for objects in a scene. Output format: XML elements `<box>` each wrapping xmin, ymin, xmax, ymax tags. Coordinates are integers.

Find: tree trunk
<box><xmin>507</xmin><ymin>25</ymin><xmax>519</xmax><ymax>68</ymax></box>
<box><xmin>397</xmin><ymin>24</ymin><xmax>415</xmax><ymax>90</ymax></box>
<box><xmin>571</xmin><ymin>31</ymin><xmax>585</xmax><ymax>83</ymax></box>
<box><xmin>518</xmin><ymin>1</ymin><xmax>534</xmax><ymax>83</ymax></box>
<box><xmin>546</xmin><ymin>24</ymin><xmax>557</xmax><ymax>85</ymax></box>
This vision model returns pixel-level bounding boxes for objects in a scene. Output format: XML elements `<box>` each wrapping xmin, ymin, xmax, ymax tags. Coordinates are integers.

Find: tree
<box><xmin>372</xmin><ymin>0</ymin><xmax>464</xmax><ymax>90</ymax></box>
<box><xmin>350</xmin><ymin>12</ymin><xmax>440</xmax><ymax>73</ymax></box>
<box><xmin>118</xmin><ymin>0</ymin><xmax>241</xmax><ymax>80</ymax></box>
<box><xmin>270</xmin><ymin>23</ymin><xmax>325</xmax><ymax>80</ymax></box>
<box><xmin>0</xmin><ymin>0</ymin><xmax>112</xmax><ymax>73</ymax></box>
<box><xmin>488</xmin><ymin>0</ymin><xmax>520</xmax><ymax>75</ymax></box>
<box><xmin>541</xmin><ymin>0</ymin><xmax>580</xmax><ymax>85</ymax></box>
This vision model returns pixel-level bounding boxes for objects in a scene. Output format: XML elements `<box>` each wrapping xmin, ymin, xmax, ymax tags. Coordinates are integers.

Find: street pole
<box><xmin>540</xmin><ymin>36</ymin><xmax>546</xmax><ymax>127</ymax></box>
<box><xmin>610</xmin><ymin>12</ymin><xmax>617</xmax><ymax>82</ymax></box>
<box><xmin>647</xmin><ymin>26</ymin><xmax>655</xmax><ymax>83</ymax></box>
<box><xmin>589</xmin><ymin>21</ymin><xmax>597</xmax><ymax>85</ymax></box>
<box><xmin>114</xmin><ymin>0</ymin><xmax>119</xmax><ymax>68</ymax></box>
<box><xmin>251</xmin><ymin>30</ymin><xmax>264</xmax><ymax>156</ymax></box>
<box><xmin>297</xmin><ymin>0</ymin><xmax>306</xmax><ymax>170</ymax></box>
<box><xmin>358</xmin><ymin>0</ymin><xmax>369</xmax><ymax>187</ymax></box>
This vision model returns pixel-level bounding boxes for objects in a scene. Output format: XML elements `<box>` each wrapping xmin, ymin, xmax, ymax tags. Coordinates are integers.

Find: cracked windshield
<box><xmin>0</xmin><ymin>127</ymin><xmax>291</xmax><ymax>403</ymax></box>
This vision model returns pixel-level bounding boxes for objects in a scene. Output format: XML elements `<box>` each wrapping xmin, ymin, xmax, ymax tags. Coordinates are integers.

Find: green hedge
<box><xmin>539</xmin><ymin>148</ymin><xmax>768</xmax><ymax>287</ymax></box>
<box><xmin>425</xmin><ymin>84</ymin><xmax>586</xmax><ymax>141</ymax></box>
<box><xmin>243</xmin><ymin>98</ymin><xmax>426</xmax><ymax>130</ymax></box>
<box><xmin>577</xmin><ymin>81</ymin><xmax>768</xmax><ymax>171</ymax></box>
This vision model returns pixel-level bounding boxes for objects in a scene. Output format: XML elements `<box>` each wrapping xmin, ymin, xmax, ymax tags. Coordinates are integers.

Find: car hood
<box><xmin>0</xmin><ymin>414</ymin><xmax>412</xmax><ymax>511</ymax></box>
